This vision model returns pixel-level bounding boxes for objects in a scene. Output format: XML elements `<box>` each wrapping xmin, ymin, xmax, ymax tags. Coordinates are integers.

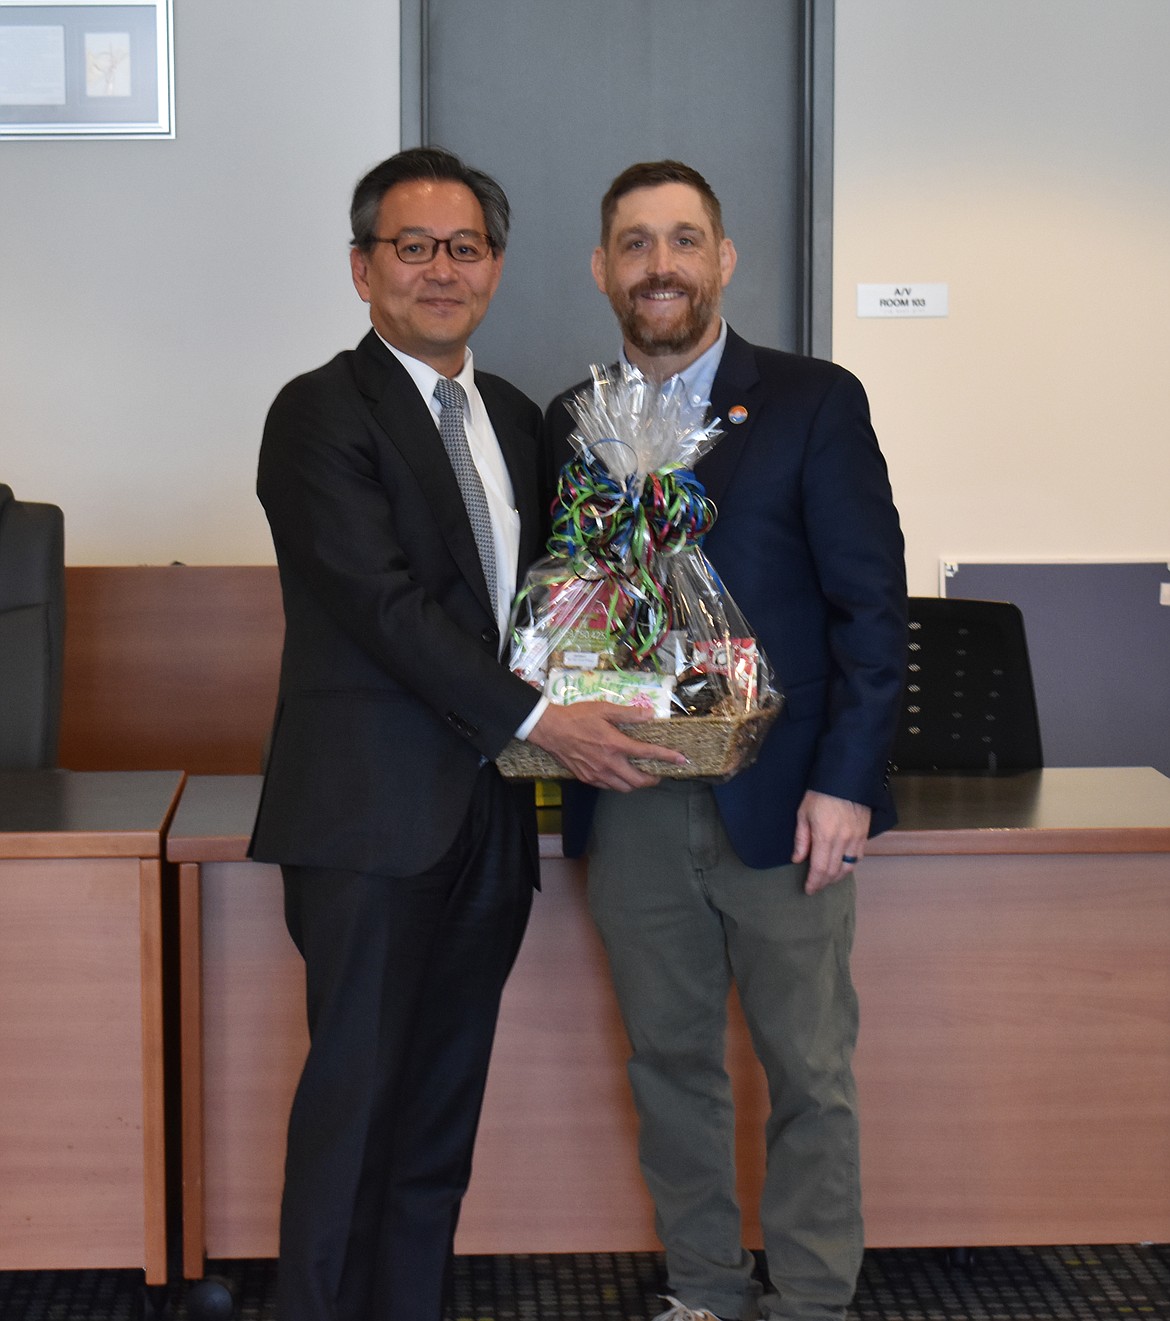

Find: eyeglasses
<box><xmin>369</xmin><ymin>231</ymin><xmax>496</xmax><ymax>264</ymax></box>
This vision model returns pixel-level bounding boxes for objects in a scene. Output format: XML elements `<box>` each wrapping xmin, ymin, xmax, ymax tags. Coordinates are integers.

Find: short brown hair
<box><xmin>599</xmin><ymin>160</ymin><xmax>724</xmax><ymax>245</ymax></box>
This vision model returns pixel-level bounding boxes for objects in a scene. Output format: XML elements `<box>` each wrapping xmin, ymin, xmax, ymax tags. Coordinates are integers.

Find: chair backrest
<box><xmin>0</xmin><ymin>484</ymin><xmax>66</xmax><ymax>769</ymax></box>
<box><xmin>890</xmin><ymin>596</ymin><xmax>1043</xmax><ymax>774</ymax></box>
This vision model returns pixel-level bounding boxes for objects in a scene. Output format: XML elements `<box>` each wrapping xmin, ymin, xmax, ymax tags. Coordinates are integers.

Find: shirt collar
<box><xmin>621</xmin><ymin>319</ymin><xmax>727</xmax><ymax>415</ymax></box>
<box><xmin>375</xmin><ymin>330</ymin><xmax>475</xmax><ymax>407</ymax></box>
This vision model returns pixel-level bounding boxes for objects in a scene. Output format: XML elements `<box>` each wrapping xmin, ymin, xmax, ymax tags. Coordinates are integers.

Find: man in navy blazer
<box><xmin>251</xmin><ymin>148</ymin><xmax>680</xmax><ymax>1321</ymax></box>
<box><xmin>546</xmin><ymin>162</ymin><xmax>907</xmax><ymax>1321</ymax></box>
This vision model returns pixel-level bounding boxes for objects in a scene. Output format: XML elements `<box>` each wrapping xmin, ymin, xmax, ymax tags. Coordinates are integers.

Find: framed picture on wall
<box><xmin>0</xmin><ymin>0</ymin><xmax>173</xmax><ymax>139</ymax></box>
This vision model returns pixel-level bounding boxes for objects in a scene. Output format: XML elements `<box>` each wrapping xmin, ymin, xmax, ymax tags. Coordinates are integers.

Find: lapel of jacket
<box><xmin>696</xmin><ymin>326</ymin><xmax>763</xmax><ymax>508</ymax></box>
<box><xmin>352</xmin><ymin>331</ymin><xmax>493</xmax><ymax>616</ymax></box>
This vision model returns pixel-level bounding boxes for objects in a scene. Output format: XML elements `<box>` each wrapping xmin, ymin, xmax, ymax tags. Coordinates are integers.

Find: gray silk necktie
<box><xmin>433</xmin><ymin>376</ymin><xmax>498</xmax><ymax>616</ymax></box>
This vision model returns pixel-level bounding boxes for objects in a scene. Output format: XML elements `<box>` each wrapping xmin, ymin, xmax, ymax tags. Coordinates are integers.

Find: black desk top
<box><xmin>0</xmin><ymin>769</ymin><xmax>185</xmax><ymax>858</ymax></box>
<box><xmin>163</xmin><ymin>767</ymin><xmax>1170</xmax><ymax>864</ymax></box>
<box><xmin>871</xmin><ymin>767</ymin><xmax>1170</xmax><ymax>854</ymax></box>
<box><xmin>167</xmin><ymin>774</ymin><xmax>261</xmax><ymax>862</ymax></box>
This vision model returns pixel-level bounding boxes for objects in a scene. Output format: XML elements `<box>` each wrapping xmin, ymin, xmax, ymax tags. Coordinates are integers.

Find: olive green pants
<box><xmin>588</xmin><ymin>782</ymin><xmax>862</xmax><ymax>1321</ymax></box>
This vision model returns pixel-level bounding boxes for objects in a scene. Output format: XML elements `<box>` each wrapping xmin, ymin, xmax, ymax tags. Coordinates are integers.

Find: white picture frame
<box><xmin>0</xmin><ymin>0</ymin><xmax>173</xmax><ymax>139</ymax></box>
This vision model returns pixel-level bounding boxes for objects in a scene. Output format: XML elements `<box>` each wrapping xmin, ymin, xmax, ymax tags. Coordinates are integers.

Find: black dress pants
<box><xmin>275</xmin><ymin>769</ymin><xmax>535</xmax><ymax>1321</ymax></box>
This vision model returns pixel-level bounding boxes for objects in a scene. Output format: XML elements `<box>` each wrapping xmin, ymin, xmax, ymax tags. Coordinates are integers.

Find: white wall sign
<box><xmin>857</xmin><ymin>283</ymin><xmax>949</xmax><ymax>318</ymax></box>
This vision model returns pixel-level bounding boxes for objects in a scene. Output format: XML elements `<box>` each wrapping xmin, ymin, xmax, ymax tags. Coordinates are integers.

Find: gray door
<box><xmin>402</xmin><ymin>0</ymin><xmax>833</xmax><ymax>407</ymax></box>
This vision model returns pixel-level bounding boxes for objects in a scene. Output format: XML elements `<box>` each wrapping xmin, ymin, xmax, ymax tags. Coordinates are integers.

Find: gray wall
<box><xmin>412</xmin><ymin>0</ymin><xmax>812</xmax><ymax>407</ymax></box>
<box><xmin>0</xmin><ymin>0</ymin><xmax>399</xmax><ymax>564</ymax></box>
<box><xmin>944</xmin><ymin>561</ymin><xmax>1170</xmax><ymax>776</ymax></box>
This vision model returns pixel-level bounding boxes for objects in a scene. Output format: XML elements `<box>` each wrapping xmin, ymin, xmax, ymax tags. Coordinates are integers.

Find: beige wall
<box><xmin>3</xmin><ymin>2</ymin><xmax>1168</xmax><ymax>581</ymax></box>
<box><xmin>834</xmin><ymin>0</ymin><xmax>1170</xmax><ymax>595</ymax></box>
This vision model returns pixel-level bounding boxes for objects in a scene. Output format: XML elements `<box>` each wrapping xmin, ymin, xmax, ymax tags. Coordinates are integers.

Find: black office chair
<box><xmin>890</xmin><ymin>596</ymin><xmax>1042</xmax><ymax>774</ymax></box>
<box><xmin>0</xmin><ymin>484</ymin><xmax>66</xmax><ymax>769</ymax></box>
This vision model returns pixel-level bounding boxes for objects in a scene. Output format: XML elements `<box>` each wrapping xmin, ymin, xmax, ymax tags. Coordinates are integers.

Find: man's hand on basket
<box><xmin>527</xmin><ymin>702</ymin><xmax>687</xmax><ymax>791</ymax></box>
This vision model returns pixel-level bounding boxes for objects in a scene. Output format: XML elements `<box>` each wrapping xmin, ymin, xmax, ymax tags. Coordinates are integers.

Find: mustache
<box><xmin>628</xmin><ymin>275</ymin><xmax>698</xmax><ymax>299</ymax></box>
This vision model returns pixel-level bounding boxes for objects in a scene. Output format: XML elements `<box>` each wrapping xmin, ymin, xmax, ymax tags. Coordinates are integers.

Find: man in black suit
<box><xmin>251</xmin><ymin>148</ymin><xmax>682</xmax><ymax>1321</ymax></box>
<box><xmin>546</xmin><ymin>162</ymin><xmax>907</xmax><ymax>1321</ymax></box>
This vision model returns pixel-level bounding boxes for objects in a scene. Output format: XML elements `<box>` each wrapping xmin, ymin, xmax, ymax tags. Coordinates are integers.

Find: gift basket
<box><xmin>497</xmin><ymin>364</ymin><xmax>783</xmax><ymax>782</ymax></box>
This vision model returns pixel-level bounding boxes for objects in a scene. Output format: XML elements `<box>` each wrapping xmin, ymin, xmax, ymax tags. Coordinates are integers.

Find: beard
<box><xmin>611</xmin><ymin>274</ymin><xmax>721</xmax><ymax>358</ymax></box>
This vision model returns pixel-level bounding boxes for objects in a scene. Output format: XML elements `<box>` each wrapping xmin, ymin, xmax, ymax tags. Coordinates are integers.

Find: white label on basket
<box><xmin>562</xmin><ymin>650</ymin><xmax>600</xmax><ymax>670</ymax></box>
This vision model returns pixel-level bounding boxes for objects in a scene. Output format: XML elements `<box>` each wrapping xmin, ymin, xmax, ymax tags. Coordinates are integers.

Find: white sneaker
<box><xmin>652</xmin><ymin>1296</ymin><xmax>726</xmax><ymax>1321</ymax></box>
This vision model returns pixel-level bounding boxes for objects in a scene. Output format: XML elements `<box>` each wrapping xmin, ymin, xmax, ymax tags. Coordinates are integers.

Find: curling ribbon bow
<box><xmin>545</xmin><ymin>451</ymin><xmax>715</xmax><ymax>660</ymax></box>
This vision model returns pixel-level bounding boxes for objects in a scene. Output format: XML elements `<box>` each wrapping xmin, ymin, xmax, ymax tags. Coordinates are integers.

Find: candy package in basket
<box><xmin>497</xmin><ymin>364</ymin><xmax>783</xmax><ymax>781</ymax></box>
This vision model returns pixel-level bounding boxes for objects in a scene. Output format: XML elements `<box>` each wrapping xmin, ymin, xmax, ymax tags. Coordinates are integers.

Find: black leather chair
<box><xmin>890</xmin><ymin>596</ymin><xmax>1043</xmax><ymax>774</ymax></box>
<box><xmin>0</xmin><ymin>484</ymin><xmax>65</xmax><ymax>769</ymax></box>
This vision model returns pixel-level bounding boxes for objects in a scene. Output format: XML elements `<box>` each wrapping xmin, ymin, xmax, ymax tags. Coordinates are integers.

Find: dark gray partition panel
<box><xmin>401</xmin><ymin>0</ymin><xmax>834</xmax><ymax>406</ymax></box>
<box><xmin>943</xmin><ymin>561</ymin><xmax>1170</xmax><ymax>775</ymax></box>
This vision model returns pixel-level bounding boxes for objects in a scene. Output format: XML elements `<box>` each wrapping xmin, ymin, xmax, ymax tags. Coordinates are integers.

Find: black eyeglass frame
<box><xmin>367</xmin><ymin>232</ymin><xmax>498</xmax><ymax>264</ymax></box>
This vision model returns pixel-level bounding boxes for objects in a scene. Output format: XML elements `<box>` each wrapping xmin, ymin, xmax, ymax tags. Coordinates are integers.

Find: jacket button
<box><xmin>481</xmin><ymin>627</ymin><xmax>497</xmax><ymax>644</ymax></box>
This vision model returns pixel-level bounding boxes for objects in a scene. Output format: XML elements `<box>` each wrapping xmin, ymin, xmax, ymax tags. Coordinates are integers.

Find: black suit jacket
<box><xmin>547</xmin><ymin>327</ymin><xmax>908</xmax><ymax>868</ymax></box>
<box><xmin>251</xmin><ymin>330</ymin><xmax>544</xmax><ymax>877</ymax></box>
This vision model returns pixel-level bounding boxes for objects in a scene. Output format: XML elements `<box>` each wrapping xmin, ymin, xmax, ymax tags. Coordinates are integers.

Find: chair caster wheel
<box><xmin>186</xmin><ymin>1275</ymin><xmax>236</xmax><ymax>1321</ymax></box>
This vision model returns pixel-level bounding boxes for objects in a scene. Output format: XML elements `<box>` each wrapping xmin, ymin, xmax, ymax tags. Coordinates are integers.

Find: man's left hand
<box><xmin>791</xmin><ymin>791</ymin><xmax>871</xmax><ymax>895</ymax></box>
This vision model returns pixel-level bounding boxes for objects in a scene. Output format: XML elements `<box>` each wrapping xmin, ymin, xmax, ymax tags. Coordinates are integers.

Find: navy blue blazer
<box><xmin>546</xmin><ymin>327</ymin><xmax>908</xmax><ymax>868</ymax></box>
<box><xmin>251</xmin><ymin>330</ymin><xmax>545</xmax><ymax>877</ymax></box>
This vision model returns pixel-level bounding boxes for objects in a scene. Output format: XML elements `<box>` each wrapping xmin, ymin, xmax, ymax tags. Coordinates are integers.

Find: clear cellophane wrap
<box><xmin>501</xmin><ymin>365</ymin><xmax>782</xmax><ymax>780</ymax></box>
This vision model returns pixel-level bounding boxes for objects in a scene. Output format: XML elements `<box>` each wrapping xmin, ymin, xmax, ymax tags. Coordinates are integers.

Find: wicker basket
<box><xmin>496</xmin><ymin>696</ymin><xmax>783</xmax><ymax>783</ymax></box>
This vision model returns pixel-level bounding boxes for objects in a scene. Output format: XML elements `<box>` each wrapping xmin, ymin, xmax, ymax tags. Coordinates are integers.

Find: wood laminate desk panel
<box><xmin>854</xmin><ymin>849</ymin><xmax>1168</xmax><ymax>1246</ymax></box>
<box><xmin>170</xmin><ymin>770</ymin><xmax>1170</xmax><ymax>1272</ymax></box>
<box><xmin>0</xmin><ymin>770</ymin><xmax>183</xmax><ymax>1282</ymax></box>
<box><xmin>170</xmin><ymin>778</ymin><xmax>305</xmax><ymax>1270</ymax></box>
<box><xmin>169</xmin><ymin>778</ymin><xmax>655</xmax><ymax>1268</ymax></box>
<box><xmin>59</xmin><ymin>565</ymin><xmax>282</xmax><ymax>775</ymax></box>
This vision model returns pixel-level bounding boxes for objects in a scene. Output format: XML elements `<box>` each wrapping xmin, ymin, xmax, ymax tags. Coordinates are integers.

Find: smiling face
<box><xmin>592</xmin><ymin>181</ymin><xmax>736</xmax><ymax>380</ymax></box>
<box><xmin>349</xmin><ymin>178</ymin><xmax>503</xmax><ymax>377</ymax></box>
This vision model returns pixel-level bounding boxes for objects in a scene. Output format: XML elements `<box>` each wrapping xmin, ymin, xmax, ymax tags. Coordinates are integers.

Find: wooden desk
<box><xmin>170</xmin><ymin>768</ymin><xmax>1170</xmax><ymax>1277</ymax></box>
<box><xmin>169</xmin><ymin>777</ymin><xmax>307</xmax><ymax>1276</ymax></box>
<box><xmin>0</xmin><ymin>770</ymin><xmax>184</xmax><ymax>1284</ymax></box>
<box><xmin>169</xmin><ymin>778</ymin><xmax>645</xmax><ymax>1271</ymax></box>
<box><xmin>859</xmin><ymin>769</ymin><xmax>1170</xmax><ymax>1247</ymax></box>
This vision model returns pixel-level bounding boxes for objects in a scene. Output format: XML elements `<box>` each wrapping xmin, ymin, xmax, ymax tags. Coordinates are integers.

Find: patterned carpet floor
<box><xmin>0</xmin><ymin>1244</ymin><xmax>1167</xmax><ymax>1321</ymax></box>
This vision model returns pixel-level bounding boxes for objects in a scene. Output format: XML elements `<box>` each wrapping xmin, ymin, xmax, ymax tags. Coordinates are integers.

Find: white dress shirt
<box><xmin>379</xmin><ymin>337</ymin><xmax>520</xmax><ymax>642</ymax></box>
<box><xmin>377</xmin><ymin>334</ymin><xmax>544</xmax><ymax>740</ymax></box>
